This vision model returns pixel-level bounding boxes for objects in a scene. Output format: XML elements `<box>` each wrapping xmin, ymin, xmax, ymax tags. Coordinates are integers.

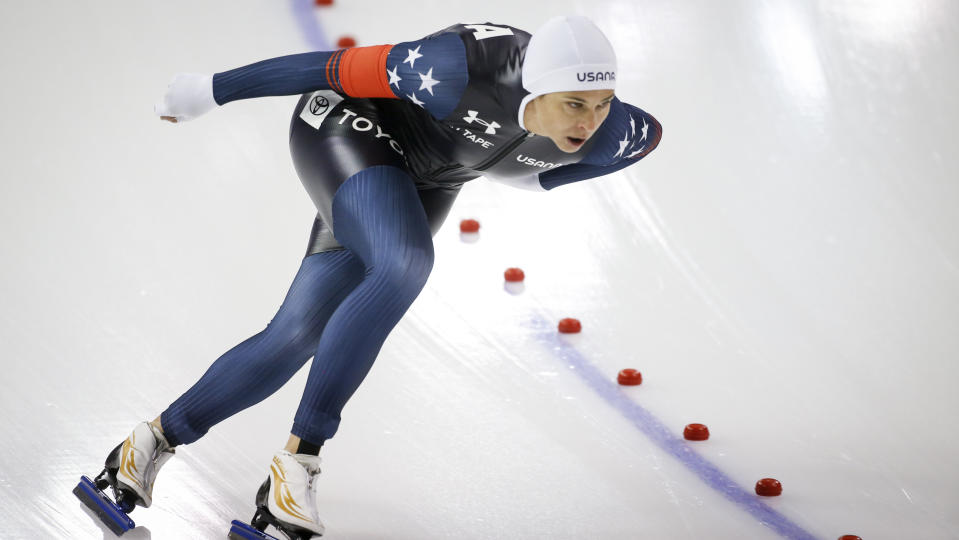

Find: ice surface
<box><xmin>1</xmin><ymin>1</ymin><xmax>957</xmax><ymax>538</ymax></box>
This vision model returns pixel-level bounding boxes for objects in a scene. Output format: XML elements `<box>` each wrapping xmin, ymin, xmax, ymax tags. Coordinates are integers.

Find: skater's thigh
<box><xmin>417</xmin><ymin>184</ymin><xmax>462</xmax><ymax>237</ymax></box>
<box><xmin>328</xmin><ymin>165</ymin><xmax>436</xmax><ymax>256</ymax></box>
<box><xmin>303</xmin><ymin>183</ymin><xmax>461</xmax><ymax>256</ymax></box>
<box><xmin>290</xmin><ymin>92</ymin><xmax>462</xmax><ymax>257</ymax></box>
<box><xmin>289</xmin><ymin>91</ymin><xmax>408</xmax><ymax>232</ymax></box>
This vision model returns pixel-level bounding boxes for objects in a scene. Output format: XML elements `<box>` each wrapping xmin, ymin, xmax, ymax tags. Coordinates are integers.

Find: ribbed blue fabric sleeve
<box><xmin>539</xmin><ymin>159</ymin><xmax>642</xmax><ymax>191</ymax></box>
<box><xmin>212</xmin><ymin>51</ymin><xmax>337</xmax><ymax>105</ymax></box>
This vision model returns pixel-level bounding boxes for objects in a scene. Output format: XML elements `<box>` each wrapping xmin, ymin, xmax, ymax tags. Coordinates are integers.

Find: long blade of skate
<box><xmin>73</xmin><ymin>475</ymin><xmax>136</xmax><ymax>536</ymax></box>
<box><xmin>229</xmin><ymin>519</ymin><xmax>279</xmax><ymax>540</ymax></box>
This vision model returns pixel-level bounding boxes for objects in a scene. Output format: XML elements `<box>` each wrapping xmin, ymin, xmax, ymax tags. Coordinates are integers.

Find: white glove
<box><xmin>154</xmin><ymin>73</ymin><xmax>217</xmax><ymax>122</ymax></box>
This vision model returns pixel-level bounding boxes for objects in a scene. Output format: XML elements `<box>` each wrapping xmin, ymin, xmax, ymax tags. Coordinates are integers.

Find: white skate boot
<box><xmin>94</xmin><ymin>421</ymin><xmax>175</xmax><ymax>511</ymax></box>
<box><xmin>246</xmin><ymin>450</ymin><xmax>325</xmax><ymax>539</ymax></box>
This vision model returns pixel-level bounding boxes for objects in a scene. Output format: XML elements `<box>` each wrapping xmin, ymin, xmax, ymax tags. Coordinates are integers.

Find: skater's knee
<box><xmin>371</xmin><ymin>245</ymin><xmax>434</xmax><ymax>295</ymax></box>
<box><xmin>262</xmin><ymin>316</ymin><xmax>316</xmax><ymax>346</ymax></box>
<box><xmin>262</xmin><ymin>295</ymin><xmax>336</xmax><ymax>352</ymax></box>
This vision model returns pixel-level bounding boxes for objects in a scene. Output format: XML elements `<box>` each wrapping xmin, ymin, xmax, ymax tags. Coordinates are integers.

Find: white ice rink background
<box><xmin>1</xmin><ymin>1</ymin><xmax>957</xmax><ymax>538</ymax></box>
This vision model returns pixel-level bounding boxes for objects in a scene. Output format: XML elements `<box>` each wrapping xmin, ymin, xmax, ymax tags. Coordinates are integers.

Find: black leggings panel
<box><xmin>288</xmin><ymin>91</ymin><xmax>462</xmax><ymax>256</ymax></box>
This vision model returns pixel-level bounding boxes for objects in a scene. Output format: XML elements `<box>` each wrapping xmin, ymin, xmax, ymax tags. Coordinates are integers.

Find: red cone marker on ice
<box><xmin>504</xmin><ymin>268</ymin><xmax>525</xmax><ymax>282</ymax></box>
<box><xmin>617</xmin><ymin>369</ymin><xmax>642</xmax><ymax>386</ymax></box>
<box><xmin>683</xmin><ymin>423</ymin><xmax>709</xmax><ymax>441</ymax></box>
<box><xmin>337</xmin><ymin>36</ymin><xmax>357</xmax><ymax>48</ymax></box>
<box><xmin>558</xmin><ymin>318</ymin><xmax>581</xmax><ymax>333</ymax></box>
<box><xmin>460</xmin><ymin>219</ymin><xmax>480</xmax><ymax>233</ymax></box>
<box><xmin>755</xmin><ymin>478</ymin><xmax>782</xmax><ymax>496</ymax></box>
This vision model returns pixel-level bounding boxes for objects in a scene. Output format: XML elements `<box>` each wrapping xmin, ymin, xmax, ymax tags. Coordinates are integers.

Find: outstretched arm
<box><xmin>155</xmin><ymin>33</ymin><xmax>467</xmax><ymax>123</ymax></box>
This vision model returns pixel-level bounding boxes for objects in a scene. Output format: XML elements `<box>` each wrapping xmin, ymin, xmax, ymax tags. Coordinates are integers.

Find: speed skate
<box><xmin>229</xmin><ymin>518</ymin><xmax>283</xmax><ymax>540</ymax></box>
<box><xmin>228</xmin><ymin>503</ymin><xmax>323</xmax><ymax>540</ymax></box>
<box><xmin>227</xmin><ymin>492</ymin><xmax>324</xmax><ymax>540</ymax></box>
<box><xmin>229</xmin><ymin>450</ymin><xmax>326</xmax><ymax>539</ymax></box>
<box><xmin>73</xmin><ymin>422</ymin><xmax>175</xmax><ymax>536</ymax></box>
<box><xmin>73</xmin><ymin>474</ymin><xmax>136</xmax><ymax>536</ymax></box>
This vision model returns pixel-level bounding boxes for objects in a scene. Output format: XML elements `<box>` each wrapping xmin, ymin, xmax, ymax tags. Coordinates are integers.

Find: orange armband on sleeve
<box><xmin>325</xmin><ymin>44</ymin><xmax>398</xmax><ymax>99</ymax></box>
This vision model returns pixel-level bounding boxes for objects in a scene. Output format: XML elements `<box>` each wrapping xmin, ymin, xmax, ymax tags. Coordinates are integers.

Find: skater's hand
<box><xmin>154</xmin><ymin>73</ymin><xmax>218</xmax><ymax>123</ymax></box>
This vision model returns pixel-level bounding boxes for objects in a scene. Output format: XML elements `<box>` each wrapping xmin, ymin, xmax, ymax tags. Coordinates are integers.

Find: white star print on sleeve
<box><xmin>613</xmin><ymin>131</ymin><xmax>631</xmax><ymax>158</ymax></box>
<box><xmin>418</xmin><ymin>67</ymin><xmax>441</xmax><ymax>96</ymax></box>
<box><xmin>624</xmin><ymin>115</ymin><xmax>654</xmax><ymax>159</ymax></box>
<box><xmin>384</xmin><ymin>30</ymin><xmax>472</xmax><ymax>120</ymax></box>
<box><xmin>403</xmin><ymin>45</ymin><xmax>423</xmax><ymax>68</ymax></box>
<box><xmin>406</xmin><ymin>92</ymin><xmax>425</xmax><ymax>107</ymax></box>
<box><xmin>624</xmin><ymin>118</ymin><xmax>650</xmax><ymax>158</ymax></box>
<box><xmin>387</xmin><ymin>66</ymin><xmax>402</xmax><ymax>89</ymax></box>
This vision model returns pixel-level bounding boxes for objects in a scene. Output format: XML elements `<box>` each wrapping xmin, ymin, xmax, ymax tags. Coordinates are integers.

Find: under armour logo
<box><xmin>462</xmin><ymin>110</ymin><xmax>500</xmax><ymax>135</ymax></box>
<box><xmin>309</xmin><ymin>95</ymin><xmax>330</xmax><ymax>116</ymax></box>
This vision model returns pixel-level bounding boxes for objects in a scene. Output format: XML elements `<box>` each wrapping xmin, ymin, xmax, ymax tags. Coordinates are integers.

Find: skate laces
<box><xmin>147</xmin><ymin>423</ymin><xmax>174</xmax><ymax>455</ymax></box>
<box><xmin>292</xmin><ymin>454</ymin><xmax>322</xmax><ymax>525</ymax></box>
<box><xmin>292</xmin><ymin>454</ymin><xmax>322</xmax><ymax>474</ymax></box>
<box><xmin>139</xmin><ymin>423</ymin><xmax>174</xmax><ymax>493</ymax></box>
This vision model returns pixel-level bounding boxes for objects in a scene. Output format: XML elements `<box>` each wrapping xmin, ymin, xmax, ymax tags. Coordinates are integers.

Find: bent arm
<box><xmin>538</xmin><ymin>99</ymin><xmax>663</xmax><ymax>190</ymax></box>
<box><xmin>486</xmin><ymin>174</ymin><xmax>548</xmax><ymax>192</ymax></box>
<box><xmin>538</xmin><ymin>159</ymin><xmax>640</xmax><ymax>190</ymax></box>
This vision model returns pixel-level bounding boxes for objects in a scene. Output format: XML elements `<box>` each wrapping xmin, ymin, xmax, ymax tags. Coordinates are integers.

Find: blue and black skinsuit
<box><xmin>160</xmin><ymin>22</ymin><xmax>662</xmax><ymax>448</ymax></box>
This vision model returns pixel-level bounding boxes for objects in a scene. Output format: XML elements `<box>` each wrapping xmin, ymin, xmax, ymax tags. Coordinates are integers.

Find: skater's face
<box><xmin>524</xmin><ymin>89</ymin><xmax>616</xmax><ymax>153</ymax></box>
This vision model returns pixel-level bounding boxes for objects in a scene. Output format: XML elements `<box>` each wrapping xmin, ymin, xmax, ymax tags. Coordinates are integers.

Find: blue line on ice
<box><xmin>291</xmin><ymin>0</ymin><xmax>331</xmax><ymax>50</ymax></box>
<box><xmin>529</xmin><ymin>312</ymin><xmax>820</xmax><ymax>540</ymax></box>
